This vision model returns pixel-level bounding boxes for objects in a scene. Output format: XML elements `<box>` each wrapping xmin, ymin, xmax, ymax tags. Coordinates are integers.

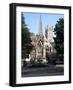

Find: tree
<box><xmin>54</xmin><ymin>18</ymin><xmax>64</xmax><ymax>54</ymax></box>
<box><xmin>21</xmin><ymin>13</ymin><xmax>32</xmax><ymax>58</ymax></box>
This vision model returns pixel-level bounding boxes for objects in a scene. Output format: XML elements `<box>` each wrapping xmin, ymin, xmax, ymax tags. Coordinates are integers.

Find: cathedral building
<box><xmin>29</xmin><ymin>16</ymin><xmax>56</xmax><ymax>62</ymax></box>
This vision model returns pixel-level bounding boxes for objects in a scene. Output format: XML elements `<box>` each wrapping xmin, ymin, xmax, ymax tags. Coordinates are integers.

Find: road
<box><xmin>22</xmin><ymin>65</ymin><xmax>64</xmax><ymax>77</ymax></box>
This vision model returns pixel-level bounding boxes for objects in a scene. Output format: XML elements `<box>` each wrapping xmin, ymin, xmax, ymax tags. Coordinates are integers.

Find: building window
<box><xmin>53</xmin><ymin>48</ymin><xmax>54</xmax><ymax>52</ymax></box>
<box><xmin>50</xmin><ymin>47</ymin><xmax>51</xmax><ymax>52</ymax></box>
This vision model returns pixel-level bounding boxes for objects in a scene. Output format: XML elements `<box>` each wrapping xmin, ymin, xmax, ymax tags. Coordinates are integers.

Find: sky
<box><xmin>22</xmin><ymin>12</ymin><xmax>64</xmax><ymax>34</ymax></box>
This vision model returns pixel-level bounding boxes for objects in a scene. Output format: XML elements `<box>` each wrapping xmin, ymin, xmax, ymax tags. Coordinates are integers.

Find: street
<box><xmin>22</xmin><ymin>65</ymin><xmax>64</xmax><ymax>77</ymax></box>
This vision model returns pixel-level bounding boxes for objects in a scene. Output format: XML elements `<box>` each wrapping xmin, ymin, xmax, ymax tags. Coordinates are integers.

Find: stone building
<box><xmin>29</xmin><ymin>16</ymin><xmax>56</xmax><ymax>62</ymax></box>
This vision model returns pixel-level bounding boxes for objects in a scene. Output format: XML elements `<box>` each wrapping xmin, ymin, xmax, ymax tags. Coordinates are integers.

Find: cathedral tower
<box><xmin>38</xmin><ymin>15</ymin><xmax>43</xmax><ymax>36</ymax></box>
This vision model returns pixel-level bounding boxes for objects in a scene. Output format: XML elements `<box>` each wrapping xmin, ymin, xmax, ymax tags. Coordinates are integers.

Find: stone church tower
<box><xmin>35</xmin><ymin>15</ymin><xmax>44</xmax><ymax>61</ymax></box>
<box><xmin>38</xmin><ymin>15</ymin><xmax>43</xmax><ymax>36</ymax></box>
<box><xmin>45</xmin><ymin>25</ymin><xmax>56</xmax><ymax>53</ymax></box>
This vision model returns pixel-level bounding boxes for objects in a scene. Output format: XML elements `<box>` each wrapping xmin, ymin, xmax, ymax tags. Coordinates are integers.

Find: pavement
<box><xmin>22</xmin><ymin>65</ymin><xmax>64</xmax><ymax>77</ymax></box>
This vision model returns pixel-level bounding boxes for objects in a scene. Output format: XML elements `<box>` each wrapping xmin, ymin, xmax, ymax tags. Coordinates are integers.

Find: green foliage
<box><xmin>21</xmin><ymin>13</ymin><xmax>32</xmax><ymax>58</ymax></box>
<box><xmin>54</xmin><ymin>18</ymin><xmax>64</xmax><ymax>54</ymax></box>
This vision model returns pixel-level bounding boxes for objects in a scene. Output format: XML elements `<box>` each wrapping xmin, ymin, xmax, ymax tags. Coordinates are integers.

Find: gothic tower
<box><xmin>38</xmin><ymin>15</ymin><xmax>43</xmax><ymax>36</ymax></box>
<box><xmin>35</xmin><ymin>15</ymin><xmax>44</xmax><ymax>60</ymax></box>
